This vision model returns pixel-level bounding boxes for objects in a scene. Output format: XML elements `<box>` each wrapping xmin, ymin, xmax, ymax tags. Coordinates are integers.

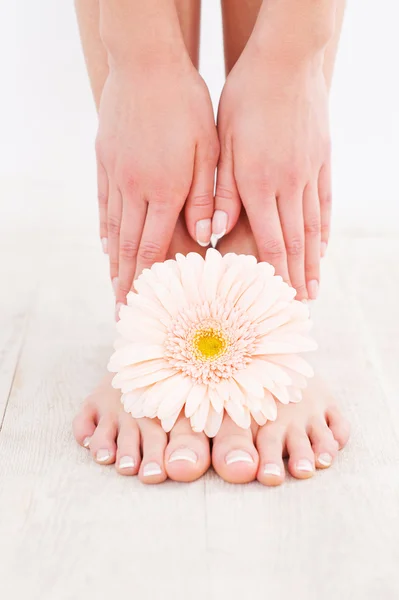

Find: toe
<box><xmin>212</xmin><ymin>414</ymin><xmax>258</xmax><ymax>484</ymax></box>
<box><xmin>255</xmin><ymin>423</ymin><xmax>286</xmax><ymax>486</ymax></box>
<box><xmin>165</xmin><ymin>414</ymin><xmax>211</xmax><ymax>482</ymax></box>
<box><xmin>307</xmin><ymin>418</ymin><xmax>339</xmax><ymax>469</ymax></box>
<box><xmin>89</xmin><ymin>414</ymin><xmax>118</xmax><ymax>465</ymax></box>
<box><xmin>286</xmin><ymin>427</ymin><xmax>315</xmax><ymax>479</ymax></box>
<box><xmin>326</xmin><ymin>406</ymin><xmax>351</xmax><ymax>449</ymax></box>
<box><xmin>138</xmin><ymin>418</ymin><xmax>168</xmax><ymax>484</ymax></box>
<box><xmin>115</xmin><ymin>412</ymin><xmax>141</xmax><ymax>476</ymax></box>
<box><xmin>73</xmin><ymin>402</ymin><xmax>97</xmax><ymax>449</ymax></box>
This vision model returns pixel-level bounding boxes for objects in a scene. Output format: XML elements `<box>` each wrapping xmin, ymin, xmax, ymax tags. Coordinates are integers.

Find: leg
<box><xmin>73</xmin><ymin>0</ymin><xmax>210</xmax><ymax>483</ymax></box>
<box><xmin>211</xmin><ymin>1</ymin><xmax>349</xmax><ymax>485</ymax></box>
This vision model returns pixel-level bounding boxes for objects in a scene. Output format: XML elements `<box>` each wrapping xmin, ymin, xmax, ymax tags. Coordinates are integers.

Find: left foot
<box><xmin>212</xmin><ymin>214</ymin><xmax>350</xmax><ymax>484</ymax></box>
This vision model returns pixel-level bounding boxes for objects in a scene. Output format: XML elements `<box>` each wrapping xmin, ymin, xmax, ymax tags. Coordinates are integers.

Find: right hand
<box><xmin>96</xmin><ymin>52</ymin><xmax>219</xmax><ymax>315</ymax></box>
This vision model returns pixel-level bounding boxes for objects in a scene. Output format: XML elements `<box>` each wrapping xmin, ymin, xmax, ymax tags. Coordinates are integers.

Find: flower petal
<box><xmin>233</xmin><ymin>367</ymin><xmax>265</xmax><ymax>398</ymax></box>
<box><xmin>157</xmin><ymin>376</ymin><xmax>193</xmax><ymax>420</ymax></box>
<box><xmin>185</xmin><ymin>384</ymin><xmax>208</xmax><ymax>418</ymax></box>
<box><xmin>118</xmin><ymin>369</ymin><xmax>176</xmax><ymax>393</ymax></box>
<box><xmin>190</xmin><ymin>394</ymin><xmax>211</xmax><ymax>433</ymax></box>
<box><xmin>108</xmin><ymin>344</ymin><xmax>165</xmax><ymax>371</ymax></box>
<box><xmin>267</xmin><ymin>354</ymin><xmax>314</xmax><ymax>377</ymax></box>
<box><xmin>204</xmin><ymin>405</ymin><xmax>224</xmax><ymax>437</ymax></box>
<box><xmin>225</xmin><ymin>401</ymin><xmax>251</xmax><ymax>429</ymax></box>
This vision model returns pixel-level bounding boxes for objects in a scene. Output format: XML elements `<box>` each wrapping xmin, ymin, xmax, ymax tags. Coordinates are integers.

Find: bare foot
<box><xmin>73</xmin><ymin>217</ymin><xmax>211</xmax><ymax>483</ymax></box>
<box><xmin>211</xmin><ymin>213</ymin><xmax>350</xmax><ymax>484</ymax></box>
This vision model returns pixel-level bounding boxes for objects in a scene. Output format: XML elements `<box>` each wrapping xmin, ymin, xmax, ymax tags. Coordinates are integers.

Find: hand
<box><xmin>213</xmin><ymin>48</ymin><xmax>331</xmax><ymax>300</ymax></box>
<box><xmin>96</xmin><ymin>53</ymin><xmax>219</xmax><ymax>314</ymax></box>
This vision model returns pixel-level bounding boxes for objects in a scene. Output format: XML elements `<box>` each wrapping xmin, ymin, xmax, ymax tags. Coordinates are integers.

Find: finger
<box><xmin>244</xmin><ymin>194</ymin><xmax>290</xmax><ymax>284</ymax></box>
<box><xmin>185</xmin><ymin>139</ymin><xmax>219</xmax><ymax>248</ymax></box>
<box><xmin>107</xmin><ymin>186</ymin><xmax>123</xmax><ymax>281</ymax></box>
<box><xmin>277</xmin><ymin>189</ymin><xmax>307</xmax><ymax>300</ymax></box>
<box><xmin>303</xmin><ymin>183</ymin><xmax>321</xmax><ymax>300</ymax></box>
<box><xmin>318</xmin><ymin>161</ymin><xmax>332</xmax><ymax>258</ymax></box>
<box><xmin>116</xmin><ymin>195</ymin><xmax>147</xmax><ymax>305</ymax></box>
<box><xmin>97</xmin><ymin>160</ymin><xmax>109</xmax><ymax>254</ymax></box>
<box><xmin>134</xmin><ymin>200</ymin><xmax>180</xmax><ymax>279</ymax></box>
<box><xmin>213</xmin><ymin>136</ymin><xmax>241</xmax><ymax>246</ymax></box>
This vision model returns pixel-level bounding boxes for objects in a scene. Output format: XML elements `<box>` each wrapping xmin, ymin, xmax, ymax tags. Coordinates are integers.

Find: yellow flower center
<box><xmin>193</xmin><ymin>328</ymin><xmax>227</xmax><ymax>360</ymax></box>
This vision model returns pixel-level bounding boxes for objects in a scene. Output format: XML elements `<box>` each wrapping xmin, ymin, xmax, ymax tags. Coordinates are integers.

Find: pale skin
<box><xmin>73</xmin><ymin>0</ymin><xmax>350</xmax><ymax>484</ymax></box>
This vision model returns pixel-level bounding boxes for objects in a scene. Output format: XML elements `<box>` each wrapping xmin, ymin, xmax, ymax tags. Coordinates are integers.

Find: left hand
<box><xmin>213</xmin><ymin>47</ymin><xmax>332</xmax><ymax>300</ymax></box>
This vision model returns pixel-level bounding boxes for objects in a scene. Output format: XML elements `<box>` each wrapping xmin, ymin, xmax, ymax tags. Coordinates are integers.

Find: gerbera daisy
<box><xmin>108</xmin><ymin>249</ymin><xmax>317</xmax><ymax>437</ymax></box>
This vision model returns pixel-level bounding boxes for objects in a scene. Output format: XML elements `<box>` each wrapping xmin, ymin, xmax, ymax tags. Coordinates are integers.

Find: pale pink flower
<box><xmin>108</xmin><ymin>249</ymin><xmax>316</xmax><ymax>437</ymax></box>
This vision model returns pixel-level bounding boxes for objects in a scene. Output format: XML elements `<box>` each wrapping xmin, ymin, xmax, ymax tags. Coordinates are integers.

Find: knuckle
<box><xmin>121</xmin><ymin>169</ymin><xmax>139</xmax><ymax>195</ymax></box>
<box><xmin>321</xmin><ymin>223</ymin><xmax>330</xmax><ymax>235</ymax></box>
<box><xmin>259</xmin><ymin>238</ymin><xmax>286</xmax><ymax>259</ymax></box>
<box><xmin>304</xmin><ymin>217</ymin><xmax>321</xmax><ymax>236</ymax></box>
<box><xmin>117</xmin><ymin>282</ymin><xmax>131</xmax><ymax>296</ymax></box>
<box><xmin>119</xmin><ymin>239</ymin><xmax>139</xmax><ymax>260</ymax></box>
<box><xmin>215</xmin><ymin>184</ymin><xmax>235</xmax><ymax>201</ymax></box>
<box><xmin>286</xmin><ymin>236</ymin><xmax>304</xmax><ymax>257</ymax></box>
<box><xmin>109</xmin><ymin>260</ymin><xmax>119</xmax><ymax>276</ymax></box>
<box><xmin>294</xmin><ymin>283</ymin><xmax>308</xmax><ymax>297</ymax></box>
<box><xmin>285</xmin><ymin>169</ymin><xmax>302</xmax><ymax>190</ymax></box>
<box><xmin>138</xmin><ymin>240</ymin><xmax>163</xmax><ymax>264</ymax></box>
<box><xmin>97</xmin><ymin>189</ymin><xmax>108</xmax><ymax>207</ymax></box>
<box><xmin>107</xmin><ymin>215</ymin><xmax>121</xmax><ymax>237</ymax></box>
<box><xmin>189</xmin><ymin>192</ymin><xmax>213</xmax><ymax>209</ymax></box>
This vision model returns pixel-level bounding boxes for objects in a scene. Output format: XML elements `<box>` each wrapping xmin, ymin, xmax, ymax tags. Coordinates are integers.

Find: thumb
<box><xmin>212</xmin><ymin>143</ymin><xmax>241</xmax><ymax>246</ymax></box>
<box><xmin>185</xmin><ymin>141</ymin><xmax>219</xmax><ymax>248</ymax></box>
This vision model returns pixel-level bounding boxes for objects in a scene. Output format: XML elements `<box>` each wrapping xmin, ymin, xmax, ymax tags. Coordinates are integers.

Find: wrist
<box><xmin>99</xmin><ymin>0</ymin><xmax>186</xmax><ymax>68</ymax></box>
<box><xmin>249</xmin><ymin>0</ymin><xmax>336</xmax><ymax>65</ymax></box>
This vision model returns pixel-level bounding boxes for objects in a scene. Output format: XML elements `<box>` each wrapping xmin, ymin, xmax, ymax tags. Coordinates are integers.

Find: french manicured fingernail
<box><xmin>83</xmin><ymin>436</ymin><xmax>91</xmax><ymax>448</ymax></box>
<box><xmin>96</xmin><ymin>449</ymin><xmax>111</xmax><ymax>463</ymax></box>
<box><xmin>112</xmin><ymin>277</ymin><xmax>119</xmax><ymax>295</ymax></box>
<box><xmin>101</xmin><ymin>237</ymin><xmax>108</xmax><ymax>254</ymax></box>
<box><xmin>308</xmin><ymin>280</ymin><xmax>319</xmax><ymax>300</ymax></box>
<box><xmin>263</xmin><ymin>463</ymin><xmax>282</xmax><ymax>477</ymax></box>
<box><xmin>168</xmin><ymin>448</ymin><xmax>198</xmax><ymax>464</ymax></box>
<box><xmin>225</xmin><ymin>449</ymin><xmax>254</xmax><ymax>465</ymax></box>
<box><xmin>119</xmin><ymin>456</ymin><xmax>135</xmax><ymax>470</ymax></box>
<box><xmin>195</xmin><ymin>218</ymin><xmax>211</xmax><ymax>247</ymax></box>
<box><xmin>212</xmin><ymin>210</ymin><xmax>228</xmax><ymax>238</ymax></box>
<box><xmin>296</xmin><ymin>459</ymin><xmax>314</xmax><ymax>473</ymax></box>
<box><xmin>318</xmin><ymin>453</ymin><xmax>333</xmax><ymax>467</ymax></box>
<box><xmin>143</xmin><ymin>462</ymin><xmax>162</xmax><ymax>477</ymax></box>
<box><xmin>320</xmin><ymin>242</ymin><xmax>327</xmax><ymax>257</ymax></box>
<box><xmin>115</xmin><ymin>302</ymin><xmax>123</xmax><ymax>321</ymax></box>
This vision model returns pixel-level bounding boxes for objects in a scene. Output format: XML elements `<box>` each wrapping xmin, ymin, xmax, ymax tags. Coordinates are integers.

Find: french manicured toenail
<box><xmin>168</xmin><ymin>448</ymin><xmax>198</xmax><ymax>464</ymax></box>
<box><xmin>119</xmin><ymin>456</ymin><xmax>135</xmax><ymax>469</ymax></box>
<box><xmin>96</xmin><ymin>449</ymin><xmax>111</xmax><ymax>462</ymax></box>
<box><xmin>143</xmin><ymin>462</ymin><xmax>162</xmax><ymax>477</ymax></box>
<box><xmin>263</xmin><ymin>463</ymin><xmax>282</xmax><ymax>477</ymax></box>
<box><xmin>296</xmin><ymin>459</ymin><xmax>314</xmax><ymax>473</ymax></box>
<box><xmin>83</xmin><ymin>436</ymin><xmax>91</xmax><ymax>448</ymax></box>
<box><xmin>225</xmin><ymin>449</ymin><xmax>254</xmax><ymax>466</ymax></box>
<box><xmin>195</xmin><ymin>218</ymin><xmax>211</xmax><ymax>247</ymax></box>
<box><xmin>318</xmin><ymin>453</ymin><xmax>333</xmax><ymax>467</ymax></box>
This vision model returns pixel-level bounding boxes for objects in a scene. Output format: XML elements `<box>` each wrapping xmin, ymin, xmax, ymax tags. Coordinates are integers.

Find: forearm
<box><xmin>99</xmin><ymin>0</ymin><xmax>186</xmax><ymax>66</ymax></box>
<box><xmin>250</xmin><ymin>0</ymin><xmax>337</xmax><ymax>66</ymax></box>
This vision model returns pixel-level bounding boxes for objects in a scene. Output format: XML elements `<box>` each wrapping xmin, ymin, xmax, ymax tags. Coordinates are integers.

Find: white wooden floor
<box><xmin>1</xmin><ymin>191</ymin><xmax>399</xmax><ymax>600</ymax></box>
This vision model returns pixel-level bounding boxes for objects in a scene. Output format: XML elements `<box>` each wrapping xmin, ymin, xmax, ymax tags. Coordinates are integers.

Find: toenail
<box><xmin>318</xmin><ymin>453</ymin><xmax>333</xmax><ymax>467</ymax></box>
<box><xmin>296</xmin><ymin>459</ymin><xmax>314</xmax><ymax>473</ymax></box>
<box><xmin>96</xmin><ymin>449</ymin><xmax>111</xmax><ymax>462</ymax></box>
<box><xmin>225</xmin><ymin>449</ymin><xmax>254</xmax><ymax>466</ymax></box>
<box><xmin>263</xmin><ymin>463</ymin><xmax>282</xmax><ymax>477</ymax></box>
<box><xmin>83</xmin><ymin>436</ymin><xmax>91</xmax><ymax>448</ymax></box>
<box><xmin>143</xmin><ymin>462</ymin><xmax>162</xmax><ymax>477</ymax></box>
<box><xmin>168</xmin><ymin>448</ymin><xmax>198</xmax><ymax>464</ymax></box>
<box><xmin>119</xmin><ymin>456</ymin><xmax>135</xmax><ymax>469</ymax></box>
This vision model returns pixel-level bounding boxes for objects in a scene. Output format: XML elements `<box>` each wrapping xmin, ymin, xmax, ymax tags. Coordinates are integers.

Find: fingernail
<box><xmin>296</xmin><ymin>459</ymin><xmax>314</xmax><ymax>473</ymax></box>
<box><xmin>96</xmin><ymin>449</ymin><xmax>111</xmax><ymax>463</ymax></box>
<box><xmin>119</xmin><ymin>456</ymin><xmax>135</xmax><ymax>470</ymax></box>
<box><xmin>320</xmin><ymin>242</ymin><xmax>327</xmax><ymax>257</ymax></box>
<box><xmin>195</xmin><ymin>218</ymin><xmax>211</xmax><ymax>247</ymax></box>
<box><xmin>112</xmin><ymin>277</ymin><xmax>119</xmax><ymax>295</ymax></box>
<box><xmin>168</xmin><ymin>448</ymin><xmax>198</xmax><ymax>464</ymax></box>
<box><xmin>212</xmin><ymin>210</ymin><xmax>228</xmax><ymax>238</ymax></box>
<box><xmin>143</xmin><ymin>462</ymin><xmax>162</xmax><ymax>477</ymax></box>
<box><xmin>115</xmin><ymin>302</ymin><xmax>123</xmax><ymax>322</ymax></box>
<box><xmin>225</xmin><ymin>449</ymin><xmax>254</xmax><ymax>465</ymax></box>
<box><xmin>83</xmin><ymin>436</ymin><xmax>91</xmax><ymax>448</ymax></box>
<box><xmin>263</xmin><ymin>463</ymin><xmax>282</xmax><ymax>477</ymax></box>
<box><xmin>101</xmin><ymin>237</ymin><xmax>108</xmax><ymax>254</ymax></box>
<box><xmin>318</xmin><ymin>453</ymin><xmax>333</xmax><ymax>467</ymax></box>
<box><xmin>308</xmin><ymin>280</ymin><xmax>319</xmax><ymax>300</ymax></box>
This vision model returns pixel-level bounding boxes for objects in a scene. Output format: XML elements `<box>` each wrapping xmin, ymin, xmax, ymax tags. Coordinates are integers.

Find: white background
<box><xmin>2</xmin><ymin>0</ymin><xmax>399</xmax><ymax>235</ymax></box>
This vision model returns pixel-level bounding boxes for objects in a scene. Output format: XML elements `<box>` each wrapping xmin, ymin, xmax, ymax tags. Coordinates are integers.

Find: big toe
<box><xmin>165</xmin><ymin>415</ymin><xmax>211</xmax><ymax>482</ymax></box>
<box><xmin>89</xmin><ymin>414</ymin><xmax>118</xmax><ymax>465</ymax></box>
<box><xmin>212</xmin><ymin>414</ymin><xmax>258</xmax><ymax>484</ymax></box>
<box><xmin>137</xmin><ymin>418</ymin><xmax>168</xmax><ymax>484</ymax></box>
<box><xmin>255</xmin><ymin>423</ymin><xmax>286</xmax><ymax>486</ymax></box>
